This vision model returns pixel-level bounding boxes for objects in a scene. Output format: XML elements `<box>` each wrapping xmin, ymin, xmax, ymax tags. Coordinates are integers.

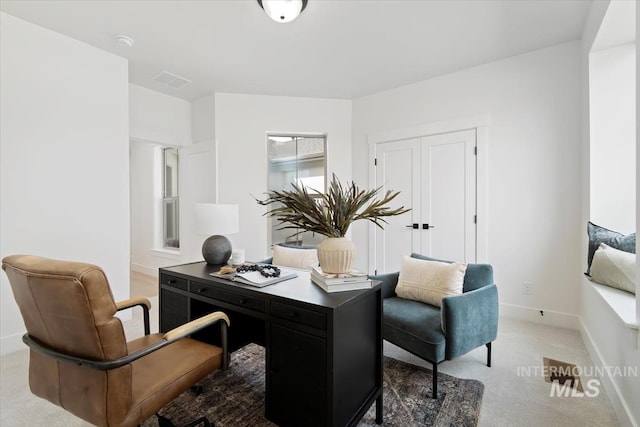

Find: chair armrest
<box><xmin>441</xmin><ymin>284</ymin><xmax>499</xmax><ymax>360</ymax></box>
<box><xmin>368</xmin><ymin>272</ymin><xmax>400</xmax><ymax>299</ymax></box>
<box><xmin>116</xmin><ymin>297</ymin><xmax>151</xmax><ymax>312</ymax></box>
<box><xmin>163</xmin><ymin>312</ymin><xmax>229</xmax><ymax>341</ymax></box>
<box><xmin>116</xmin><ymin>297</ymin><xmax>151</xmax><ymax>335</ymax></box>
<box><xmin>163</xmin><ymin>311</ymin><xmax>231</xmax><ymax>370</ymax></box>
<box><xmin>22</xmin><ymin>311</ymin><xmax>231</xmax><ymax>371</ymax></box>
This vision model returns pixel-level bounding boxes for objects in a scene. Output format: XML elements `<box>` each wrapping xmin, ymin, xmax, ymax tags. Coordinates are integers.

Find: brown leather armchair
<box><xmin>2</xmin><ymin>255</ymin><xmax>230</xmax><ymax>427</ymax></box>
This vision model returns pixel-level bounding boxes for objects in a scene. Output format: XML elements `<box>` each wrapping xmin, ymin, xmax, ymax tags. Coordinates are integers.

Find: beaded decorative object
<box><xmin>236</xmin><ymin>264</ymin><xmax>281</xmax><ymax>278</ymax></box>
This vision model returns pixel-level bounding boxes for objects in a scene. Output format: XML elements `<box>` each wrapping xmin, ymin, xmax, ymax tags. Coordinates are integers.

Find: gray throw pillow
<box><xmin>587</xmin><ymin>222</ymin><xmax>635</xmax><ymax>275</ymax></box>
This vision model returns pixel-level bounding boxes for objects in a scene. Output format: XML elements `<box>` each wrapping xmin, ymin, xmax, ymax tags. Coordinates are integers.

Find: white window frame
<box><xmin>163</xmin><ymin>147</ymin><xmax>180</xmax><ymax>249</ymax></box>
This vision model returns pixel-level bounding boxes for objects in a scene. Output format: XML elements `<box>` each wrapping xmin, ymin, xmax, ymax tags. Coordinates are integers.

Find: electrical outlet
<box><xmin>522</xmin><ymin>282</ymin><xmax>534</xmax><ymax>295</ymax></box>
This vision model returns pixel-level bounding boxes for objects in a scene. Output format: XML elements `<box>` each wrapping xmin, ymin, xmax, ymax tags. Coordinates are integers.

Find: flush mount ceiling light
<box><xmin>115</xmin><ymin>34</ymin><xmax>134</xmax><ymax>47</ymax></box>
<box><xmin>257</xmin><ymin>0</ymin><xmax>308</xmax><ymax>23</ymax></box>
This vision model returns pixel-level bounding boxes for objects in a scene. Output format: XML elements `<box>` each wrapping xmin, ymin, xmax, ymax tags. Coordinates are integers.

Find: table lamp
<box><xmin>195</xmin><ymin>203</ymin><xmax>239</xmax><ymax>265</ymax></box>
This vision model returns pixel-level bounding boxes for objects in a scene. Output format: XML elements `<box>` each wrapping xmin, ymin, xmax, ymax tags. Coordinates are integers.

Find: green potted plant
<box><xmin>257</xmin><ymin>174</ymin><xmax>410</xmax><ymax>273</ymax></box>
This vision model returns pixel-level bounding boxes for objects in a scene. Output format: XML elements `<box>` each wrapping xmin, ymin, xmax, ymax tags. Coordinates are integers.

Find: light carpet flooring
<box><xmin>0</xmin><ymin>273</ymin><xmax>618</xmax><ymax>426</ymax></box>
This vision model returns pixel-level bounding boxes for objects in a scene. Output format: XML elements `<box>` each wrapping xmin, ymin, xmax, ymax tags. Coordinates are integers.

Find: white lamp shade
<box><xmin>261</xmin><ymin>0</ymin><xmax>304</xmax><ymax>23</ymax></box>
<box><xmin>195</xmin><ymin>203</ymin><xmax>239</xmax><ymax>236</ymax></box>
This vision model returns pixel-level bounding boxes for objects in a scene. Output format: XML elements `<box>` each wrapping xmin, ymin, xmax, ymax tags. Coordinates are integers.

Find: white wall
<box><xmin>352</xmin><ymin>42</ymin><xmax>584</xmax><ymax>323</ymax></box>
<box><xmin>130</xmin><ymin>84</ymin><xmax>192</xmax><ymax>146</ymax></box>
<box><xmin>192</xmin><ymin>95</ymin><xmax>216</xmax><ymax>144</ymax></box>
<box><xmin>0</xmin><ymin>13</ymin><xmax>130</xmax><ymax>355</ymax></box>
<box><xmin>178</xmin><ymin>141</ymin><xmax>217</xmax><ymax>263</ymax></box>
<box><xmin>215</xmin><ymin>93</ymin><xmax>352</xmax><ymax>262</ymax></box>
<box><xmin>589</xmin><ymin>43</ymin><xmax>636</xmax><ymax>234</ymax></box>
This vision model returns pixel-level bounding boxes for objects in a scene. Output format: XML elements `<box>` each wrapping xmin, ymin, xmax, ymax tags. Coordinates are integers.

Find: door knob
<box><xmin>406</xmin><ymin>223</ymin><xmax>419</xmax><ymax>229</ymax></box>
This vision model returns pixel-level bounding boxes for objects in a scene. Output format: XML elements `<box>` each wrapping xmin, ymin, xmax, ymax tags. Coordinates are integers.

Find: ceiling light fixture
<box><xmin>257</xmin><ymin>0</ymin><xmax>308</xmax><ymax>23</ymax></box>
<box><xmin>115</xmin><ymin>34</ymin><xmax>134</xmax><ymax>47</ymax></box>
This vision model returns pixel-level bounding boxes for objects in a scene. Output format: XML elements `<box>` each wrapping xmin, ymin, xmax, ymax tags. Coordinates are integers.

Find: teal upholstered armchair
<box><xmin>371</xmin><ymin>253</ymin><xmax>498</xmax><ymax>398</ymax></box>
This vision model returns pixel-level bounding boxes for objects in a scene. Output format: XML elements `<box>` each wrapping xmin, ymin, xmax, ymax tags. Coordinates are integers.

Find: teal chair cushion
<box><xmin>383</xmin><ymin>297</ymin><xmax>446</xmax><ymax>363</ymax></box>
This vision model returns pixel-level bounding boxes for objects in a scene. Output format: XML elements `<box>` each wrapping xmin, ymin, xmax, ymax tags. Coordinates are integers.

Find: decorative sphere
<box><xmin>202</xmin><ymin>235</ymin><xmax>232</xmax><ymax>265</ymax></box>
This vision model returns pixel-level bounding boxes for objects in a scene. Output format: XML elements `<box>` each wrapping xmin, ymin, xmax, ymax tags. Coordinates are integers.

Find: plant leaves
<box><xmin>256</xmin><ymin>174</ymin><xmax>410</xmax><ymax>238</ymax></box>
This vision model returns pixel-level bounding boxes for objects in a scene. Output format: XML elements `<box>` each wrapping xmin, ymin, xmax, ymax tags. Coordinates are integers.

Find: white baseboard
<box><xmin>499</xmin><ymin>302</ymin><xmax>581</xmax><ymax>330</ymax></box>
<box><xmin>131</xmin><ymin>263</ymin><xmax>159</xmax><ymax>278</ymax></box>
<box><xmin>0</xmin><ymin>331</ymin><xmax>26</xmax><ymax>356</ymax></box>
<box><xmin>579</xmin><ymin>318</ymin><xmax>638</xmax><ymax>427</ymax></box>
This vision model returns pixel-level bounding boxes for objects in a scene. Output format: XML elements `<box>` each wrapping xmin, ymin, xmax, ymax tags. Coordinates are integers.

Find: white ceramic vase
<box><xmin>317</xmin><ymin>237</ymin><xmax>356</xmax><ymax>274</ymax></box>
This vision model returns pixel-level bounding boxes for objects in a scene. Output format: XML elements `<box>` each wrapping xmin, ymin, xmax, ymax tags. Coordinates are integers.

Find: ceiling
<box><xmin>0</xmin><ymin>0</ymin><xmax>592</xmax><ymax>101</ymax></box>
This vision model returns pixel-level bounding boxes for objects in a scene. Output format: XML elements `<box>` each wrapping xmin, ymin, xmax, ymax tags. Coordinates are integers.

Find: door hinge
<box><xmin>374</xmin><ymin>269</ymin><xmax>378</xmax><ymax>275</ymax></box>
<box><xmin>474</xmin><ymin>214</ymin><xmax>477</xmax><ymax>224</ymax></box>
<box><xmin>474</xmin><ymin>146</ymin><xmax>477</xmax><ymax>155</ymax></box>
<box><xmin>374</xmin><ymin>158</ymin><xmax>377</xmax><ymax>166</ymax></box>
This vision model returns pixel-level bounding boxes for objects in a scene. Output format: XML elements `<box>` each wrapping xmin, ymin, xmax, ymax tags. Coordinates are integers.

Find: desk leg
<box><xmin>375</xmin><ymin>393</ymin><xmax>383</xmax><ymax>424</ymax></box>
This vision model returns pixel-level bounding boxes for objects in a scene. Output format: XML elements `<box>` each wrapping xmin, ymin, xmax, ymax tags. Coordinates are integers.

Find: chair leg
<box><xmin>156</xmin><ymin>413</ymin><xmax>213</xmax><ymax>427</ymax></box>
<box><xmin>157</xmin><ymin>414</ymin><xmax>177</xmax><ymax>427</ymax></box>
<box><xmin>432</xmin><ymin>362</ymin><xmax>438</xmax><ymax>399</ymax></box>
<box><xmin>183</xmin><ymin>417</ymin><xmax>212</xmax><ymax>427</ymax></box>
<box><xmin>486</xmin><ymin>342</ymin><xmax>492</xmax><ymax>367</ymax></box>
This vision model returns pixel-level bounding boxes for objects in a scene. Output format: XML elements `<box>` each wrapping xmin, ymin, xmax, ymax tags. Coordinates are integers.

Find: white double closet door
<box><xmin>374</xmin><ymin>129</ymin><xmax>477</xmax><ymax>274</ymax></box>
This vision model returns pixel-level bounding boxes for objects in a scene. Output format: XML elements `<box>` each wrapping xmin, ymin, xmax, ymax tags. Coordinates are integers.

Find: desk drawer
<box><xmin>160</xmin><ymin>274</ymin><xmax>187</xmax><ymax>291</ymax></box>
<box><xmin>192</xmin><ymin>282</ymin><xmax>265</xmax><ymax>312</ymax></box>
<box><xmin>271</xmin><ymin>301</ymin><xmax>326</xmax><ymax>330</ymax></box>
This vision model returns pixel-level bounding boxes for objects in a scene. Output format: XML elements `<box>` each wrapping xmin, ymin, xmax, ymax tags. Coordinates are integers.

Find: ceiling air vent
<box><xmin>152</xmin><ymin>71</ymin><xmax>192</xmax><ymax>89</ymax></box>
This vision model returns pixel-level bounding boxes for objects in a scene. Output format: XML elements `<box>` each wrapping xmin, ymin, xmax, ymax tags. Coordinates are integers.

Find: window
<box><xmin>163</xmin><ymin>147</ymin><xmax>179</xmax><ymax>249</ymax></box>
<box><xmin>267</xmin><ymin>134</ymin><xmax>326</xmax><ymax>248</ymax></box>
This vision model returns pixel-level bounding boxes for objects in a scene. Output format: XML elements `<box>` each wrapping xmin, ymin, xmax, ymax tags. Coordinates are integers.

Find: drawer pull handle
<box><xmin>197</xmin><ymin>288</ymin><xmax>207</xmax><ymax>293</ymax></box>
<box><xmin>289</xmin><ymin>312</ymin><xmax>298</xmax><ymax>318</ymax></box>
<box><xmin>168</xmin><ymin>280</ymin><xmax>176</xmax><ymax>285</ymax></box>
<box><xmin>239</xmin><ymin>298</ymin><xmax>247</xmax><ymax>304</ymax></box>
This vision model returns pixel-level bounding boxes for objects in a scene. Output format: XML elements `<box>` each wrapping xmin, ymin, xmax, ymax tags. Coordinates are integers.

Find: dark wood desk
<box><xmin>159</xmin><ymin>262</ymin><xmax>383</xmax><ymax>427</ymax></box>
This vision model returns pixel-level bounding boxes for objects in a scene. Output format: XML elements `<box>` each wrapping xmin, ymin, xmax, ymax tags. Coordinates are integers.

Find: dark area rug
<box><xmin>142</xmin><ymin>343</ymin><xmax>483</xmax><ymax>427</ymax></box>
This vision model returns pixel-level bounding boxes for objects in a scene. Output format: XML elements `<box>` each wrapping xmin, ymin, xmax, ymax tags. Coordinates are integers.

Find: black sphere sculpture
<box><xmin>202</xmin><ymin>235</ymin><xmax>232</xmax><ymax>265</ymax></box>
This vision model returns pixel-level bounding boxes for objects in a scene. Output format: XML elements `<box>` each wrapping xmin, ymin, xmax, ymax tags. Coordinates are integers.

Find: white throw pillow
<box><xmin>395</xmin><ymin>256</ymin><xmax>466</xmax><ymax>307</ymax></box>
<box><xmin>590</xmin><ymin>243</ymin><xmax>636</xmax><ymax>294</ymax></box>
<box><xmin>272</xmin><ymin>245</ymin><xmax>319</xmax><ymax>270</ymax></box>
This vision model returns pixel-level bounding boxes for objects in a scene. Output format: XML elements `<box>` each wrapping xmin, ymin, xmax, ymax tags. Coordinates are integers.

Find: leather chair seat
<box><xmin>127</xmin><ymin>336</ymin><xmax>223</xmax><ymax>426</ymax></box>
